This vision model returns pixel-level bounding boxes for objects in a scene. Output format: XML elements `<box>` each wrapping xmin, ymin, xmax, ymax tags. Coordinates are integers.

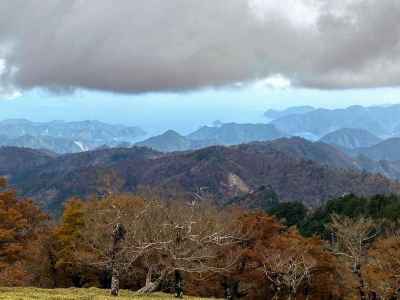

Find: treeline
<box><xmin>268</xmin><ymin>193</ymin><xmax>400</xmax><ymax>236</ymax></box>
<box><xmin>2</xmin><ymin>178</ymin><xmax>400</xmax><ymax>299</ymax></box>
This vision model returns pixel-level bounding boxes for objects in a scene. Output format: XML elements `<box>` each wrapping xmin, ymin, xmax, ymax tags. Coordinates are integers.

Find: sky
<box><xmin>1</xmin><ymin>0</ymin><xmax>400</xmax><ymax>134</ymax></box>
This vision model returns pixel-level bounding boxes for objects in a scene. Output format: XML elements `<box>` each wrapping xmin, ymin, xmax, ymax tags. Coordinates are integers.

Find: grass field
<box><xmin>0</xmin><ymin>288</ymin><xmax>216</xmax><ymax>300</ymax></box>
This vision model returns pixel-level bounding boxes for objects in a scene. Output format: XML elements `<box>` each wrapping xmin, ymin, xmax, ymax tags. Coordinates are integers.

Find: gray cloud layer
<box><xmin>0</xmin><ymin>0</ymin><xmax>400</xmax><ymax>93</ymax></box>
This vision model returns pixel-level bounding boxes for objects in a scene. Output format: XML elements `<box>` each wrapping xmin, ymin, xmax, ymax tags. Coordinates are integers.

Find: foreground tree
<box><xmin>329</xmin><ymin>214</ymin><xmax>379</xmax><ymax>300</ymax></box>
<box><xmin>0</xmin><ymin>177</ymin><xmax>49</xmax><ymax>286</ymax></box>
<box><xmin>262</xmin><ymin>228</ymin><xmax>340</xmax><ymax>300</ymax></box>
<box><xmin>134</xmin><ymin>200</ymin><xmax>240</xmax><ymax>295</ymax></box>
<box><xmin>54</xmin><ymin>198</ymin><xmax>88</xmax><ymax>287</ymax></box>
<box><xmin>225</xmin><ymin>212</ymin><xmax>283</xmax><ymax>299</ymax></box>
<box><xmin>365</xmin><ymin>233</ymin><xmax>400</xmax><ymax>299</ymax></box>
<box><xmin>66</xmin><ymin>195</ymin><xmax>241</xmax><ymax>296</ymax></box>
<box><xmin>74</xmin><ymin>195</ymin><xmax>148</xmax><ymax>291</ymax></box>
<box><xmin>215</xmin><ymin>212</ymin><xmax>340</xmax><ymax>300</ymax></box>
<box><xmin>262</xmin><ymin>234</ymin><xmax>314</xmax><ymax>300</ymax></box>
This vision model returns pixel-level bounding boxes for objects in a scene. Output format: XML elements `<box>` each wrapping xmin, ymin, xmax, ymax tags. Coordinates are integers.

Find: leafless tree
<box><xmin>75</xmin><ymin>195</ymin><xmax>241</xmax><ymax>296</ymax></box>
<box><xmin>262</xmin><ymin>246</ymin><xmax>315</xmax><ymax>300</ymax></box>
<box><xmin>135</xmin><ymin>200</ymin><xmax>241</xmax><ymax>294</ymax></box>
<box><xmin>329</xmin><ymin>214</ymin><xmax>380</xmax><ymax>300</ymax></box>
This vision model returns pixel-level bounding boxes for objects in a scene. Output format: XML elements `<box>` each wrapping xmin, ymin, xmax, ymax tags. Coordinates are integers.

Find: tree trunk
<box><xmin>270</xmin><ymin>280</ymin><xmax>281</xmax><ymax>300</ymax></box>
<box><xmin>47</xmin><ymin>246</ymin><xmax>58</xmax><ymax>288</ymax></box>
<box><xmin>304</xmin><ymin>284</ymin><xmax>311</xmax><ymax>300</ymax></box>
<box><xmin>137</xmin><ymin>269</ymin><xmax>167</xmax><ymax>294</ymax></box>
<box><xmin>109</xmin><ymin>223</ymin><xmax>126</xmax><ymax>297</ymax></box>
<box><xmin>175</xmin><ymin>270</ymin><xmax>183</xmax><ymax>298</ymax></box>
<box><xmin>354</xmin><ymin>263</ymin><xmax>367</xmax><ymax>300</ymax></box>
<box><xmin>110</xmin><ymin>268</ymin><xmax>120</xmax><ymax>296</ymax></box>
<box><xmin>223</xmin><ymin>279</ymin><xmax>245</xmax><ymax>300</ymax></box>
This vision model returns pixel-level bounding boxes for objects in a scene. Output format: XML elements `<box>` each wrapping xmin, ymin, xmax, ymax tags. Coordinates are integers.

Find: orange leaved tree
<box><xmin>0</xmin><ymin>177</ymin><xmax>49</xmax><ymax>286</ymax></box>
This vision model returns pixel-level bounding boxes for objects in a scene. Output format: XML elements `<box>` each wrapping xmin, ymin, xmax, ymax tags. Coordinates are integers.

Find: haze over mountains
<box><xmin>270</xmin><ymin>104</ymin><xmax>400</xmax><ymax>139</ymax></box>
<box><xmin>3</xmin><ymin>104</ymin><xmax>400</xmax><ymax>155</ymax></box>
<box><xmin>0</xmin><ymin>119</ymin><xmax>146</xmax><ymax>153</ymax></box>
<box><xmin>319</xmin><ymin>128</ymin><xmax>382</xmax><ymax>150</ymax></box>
<box><xmin>136</xmin><ymin>123</ymin><xmax>286</xmax><ymax>152</ymax></box>
<box><xmin>135</xmin><ymin>104</ymin><xmax>400</xmax><ymax>157</ymax></box>
<box><xmin>4</xmin><ymin>104</ymin><xmax>400</xmax><ymax>214</ymax></box>
<box><xmin>264</xmin><ymin>106</ymin><xmax>315</xmax><ymax>120</ymax></box>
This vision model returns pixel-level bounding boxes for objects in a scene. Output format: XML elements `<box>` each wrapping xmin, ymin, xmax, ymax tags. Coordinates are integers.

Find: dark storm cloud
<box><xmin>0</xmin><ymin>0</ymin><xmax>399</xmax><ymax>93</ymax></box>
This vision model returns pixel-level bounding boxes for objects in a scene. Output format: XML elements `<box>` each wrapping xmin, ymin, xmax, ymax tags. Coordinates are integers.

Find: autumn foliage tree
<box><xmin>53</xmin><ymin>198</ymin><xmax>90</xmax><ymax>287</ymax></box>
<box><xmin>0</xmin><ymin>177</ymin><xmax>50</xmax><ymax>286</ymax></box>
<box><xmin>365</xmin><ymin>234</ymin><xmax>400</xmax><ymax>299</ymax></box>
<box><xmin>8</xmin><ymin>180</ymin><xmax>400</xmax><ymax>300</ymax></box>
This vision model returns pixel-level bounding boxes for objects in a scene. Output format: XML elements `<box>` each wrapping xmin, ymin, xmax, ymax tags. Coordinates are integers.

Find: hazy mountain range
<box><xmin>269</xmin><ymin>104</ymin><xmax>400</xmax><ymax>139</ymax></box>
<box><xmin>135</xmin><ymin>104</ymin><xmax>400</xmax><ymax>157</ymax></box>
<box><xmin>319</xmin><ymin>128</ymin><xmax>382</xmax><ymax>150</ymax></box>
<box><xmin>3</xmin><ymin>104</ymin><xmax>400</xmax><ymax>155</ymax></box>
<box><xmin>0</xmin><ymin>119</ymin><xmax>146</xmax><ymax>153</ymax></box>
<box><xmin>264</xmin><ymin>106</ymin><xmax>315</xmax><ymax>120</ymax></box>
<box><xmin>4</xmin><ymin>104</ymin><xmax>400</xmax><ymax>214</ymax></box>
<box><xmin>136</xmin><ymin>123</ymin><xmax>286</xmax><ymax>152</ymax></box>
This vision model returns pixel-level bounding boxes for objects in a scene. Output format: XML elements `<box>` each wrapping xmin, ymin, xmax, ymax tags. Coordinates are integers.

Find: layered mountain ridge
<box><xmin>0</xmin><ymin>119</ymin><xmax>146</xmax><ymax>153</ymax></box>
<box><xmin>3</xmin><ymin>138</ymin><xmax>400</xmax><ymax>214</ymax></box>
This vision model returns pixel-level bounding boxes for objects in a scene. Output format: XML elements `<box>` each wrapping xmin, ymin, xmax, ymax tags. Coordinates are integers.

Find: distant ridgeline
<box><xmin>0</xmin><ymin>119</ymin><xmax>146</xmax><ymax>154</ymax></box>
<box><xmin>4</xmin><ymin>104</ymin><xmax>400</xmax><ymax>213</ymax></box>
<box><xmin>3</xmin><ymin>104</ymin><xmax>400</xmax><ymax>155</ymax></box>
<box><xmin>269</xmin><ymin>104</ymin><xmax>400</xmax><ymax>140</ymax></box>
<box><xmin>2</xmin><ymin>137</ymin><xmax>400</xmax><ymax>214</ymax></box>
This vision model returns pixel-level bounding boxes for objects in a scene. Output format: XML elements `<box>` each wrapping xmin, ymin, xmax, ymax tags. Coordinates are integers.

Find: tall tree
<box><xmin>329</xmin><ymin>214</ymin><xmax>379</xmax><ymax>300</ymax></box>
<box><xmin>54</xmin><ymin>198</ymin><xmax>87</xmax><ymax>287</ymax></box>
<box><xmin>0</xmin><ymin>177</ymin><xmax>49</xmax><ymax>286</ymax></box>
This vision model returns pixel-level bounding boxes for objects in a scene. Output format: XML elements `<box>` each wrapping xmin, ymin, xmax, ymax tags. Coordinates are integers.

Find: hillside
<box><xmin>320</xmin><ymin>128</ymin><xmax>382</xmax><ymax>150</ymax></box>
<box><xmin>0</xmin><ymin>146</ymin><xmax>55</xmax><ymax>176</ymax></box>
<box><xmin>135</xmin><ymin>123</ymin><xmax>286</xmax><ymax>153</ymax></box>
<box><xmin>4</xmin><ymin>138</ymin><xmax>400</xmax><ymax>213</ymax></box>
<box><xmin>136</xmin><ymin>130</ymin><xmax>194</xmax><ymax>152</ymax></box>
<box><xmin>249</xmin><ymin>137</ymin><xmax>358</xmax><ymax>170</ymax></box>
<box><xmin>188</xmin><ymin>123</ymin><xmax>286</xmax><ymax>145</ymax></box>
<box><xmin>354</xmin><ymin>138</ymin><xmax>400</xmax><ymax>161</ymax></box>
<box><xmin>0</xmin><ymin>134</ymin><xmax>88</xmax><ymax>154</ymax></box>
<box><xmin>135</xmin><ymin>130</ymin><xmax>216</xmax><ymax>152</ymax></box>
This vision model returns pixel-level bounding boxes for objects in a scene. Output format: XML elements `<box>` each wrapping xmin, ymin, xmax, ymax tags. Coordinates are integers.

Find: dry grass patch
<box><xmin>0</xmin><ymin>287</ymin><xmax>216</xmax><ymax>300</ymax></box>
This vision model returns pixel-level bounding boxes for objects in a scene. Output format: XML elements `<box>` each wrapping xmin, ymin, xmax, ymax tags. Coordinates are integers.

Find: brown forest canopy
<box><xmin>2</xmin><ymin>177</ymin><xmax>400</xmax><ymax>299</ymax></box>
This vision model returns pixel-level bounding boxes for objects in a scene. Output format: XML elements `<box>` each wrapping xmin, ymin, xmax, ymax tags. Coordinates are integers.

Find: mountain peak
<box><xmin>162</xmin><ymin>129</ymin><xmax>184</xmax><ymax>137</ymax></box>
<box><xmin>320</xmin><ymin>128</ymin><xmax>382</xmax><ymax>150</ymax></box>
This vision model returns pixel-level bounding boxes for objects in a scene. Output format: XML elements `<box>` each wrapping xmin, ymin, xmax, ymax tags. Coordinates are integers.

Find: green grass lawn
<box><xmin>0</xmin><ymin>287</ymin><xmax>216</xmax><ymax>300</ymax></box>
